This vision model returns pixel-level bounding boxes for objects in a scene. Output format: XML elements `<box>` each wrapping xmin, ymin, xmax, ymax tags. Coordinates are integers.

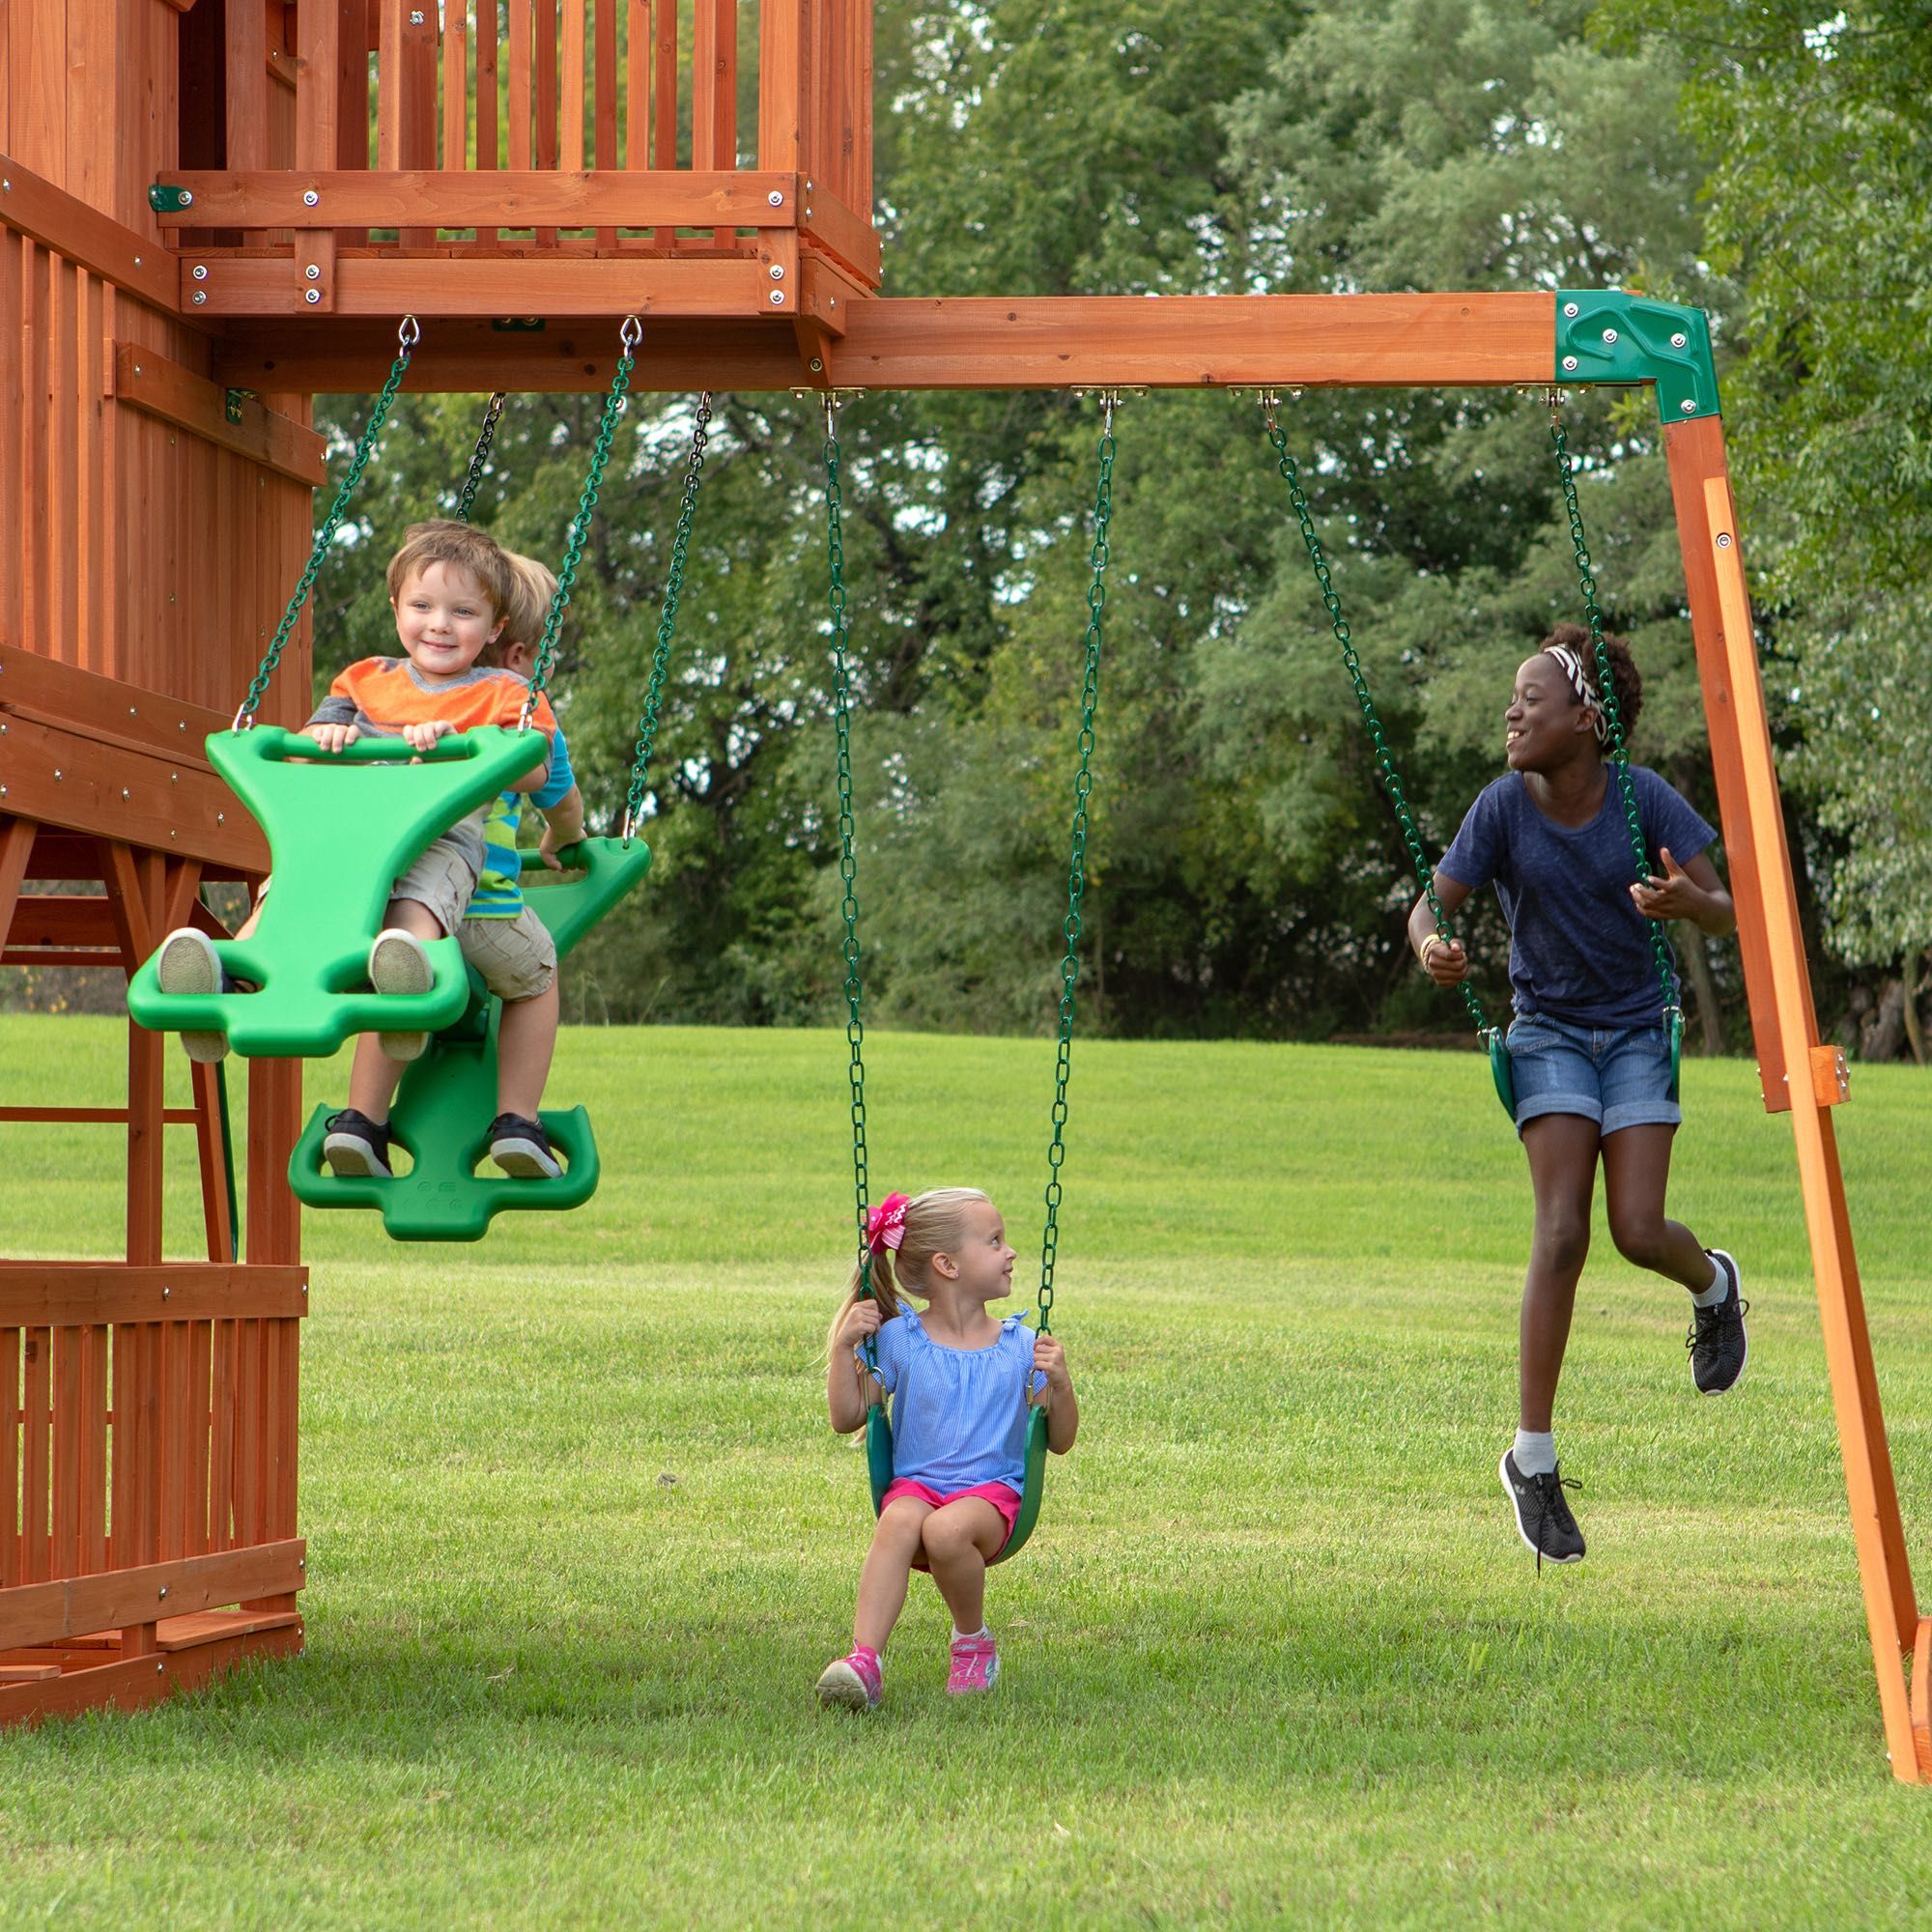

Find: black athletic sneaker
<box><xmin>1499</xmin><ymin>1451</ymin><xmax>1586</xmax><ymax>1568</ymax></box>
<box><xmin>322</xmin><ymin>1108</ymin><xmax>393</xmax><ymax>1179</ymax></box>
<box><xmin>1688</xmin><ymin>1249</ymin><xmax>1748</xmax><ymax>1394</ymax></box>
<box><xmin>488</xmin><ymin>1112</ymin><xmax>562</xmax><ymax>1179</ymax></box>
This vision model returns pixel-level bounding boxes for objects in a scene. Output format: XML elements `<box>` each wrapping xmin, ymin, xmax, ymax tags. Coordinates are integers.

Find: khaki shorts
<box><xmin>459</xmin><ymin>906</ymin><xmax>557</xmax><ymax>1002</ymax></box>
<box><xmin>391</xmin><ymin>836</ymin><xmax>480</xmax><ymax>938</ymax></box>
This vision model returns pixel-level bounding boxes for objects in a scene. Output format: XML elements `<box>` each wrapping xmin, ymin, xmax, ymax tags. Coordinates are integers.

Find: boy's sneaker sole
<box><xmin>814</xmin><ymin>1660</ymin><xmax>880</xmax><ymax>1711</ymax></box>
<box><xmin>155</xmin><ymin>928</ymin><xmax>229</xmax><ymax>1064</ymax></box>
<box><xmin>322</xmin><ymin>1134</ymin><xmax>391</xmax><ymax>1179</ymax></box>
<box><xmin>368</xmin><ymin>928</ymin><xmax>432</xmax><ymax>1062</ymax></box>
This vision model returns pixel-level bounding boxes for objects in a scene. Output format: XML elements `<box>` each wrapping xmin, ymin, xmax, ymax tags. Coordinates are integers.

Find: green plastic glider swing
<box><xmin>827</xmin><ymin>394</ymin><xmax>1118</xmax><ymax>1566</ymax></box>
<box><xmin>287</xmin><ymin>373</ymin><xmax>719</xmax><ymax>1242</ymax></box>
<box><xmin>1261</xmin><ymin>386</ymin><xmax>1683</xmax><ymax>1120</ymax></box>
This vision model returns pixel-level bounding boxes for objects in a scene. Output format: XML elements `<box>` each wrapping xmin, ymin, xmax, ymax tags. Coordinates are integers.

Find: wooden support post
<box><xmin>1665</xmin><ymin>412</ymin><xmax>1923</xmax><ymax>1782</ymax></box>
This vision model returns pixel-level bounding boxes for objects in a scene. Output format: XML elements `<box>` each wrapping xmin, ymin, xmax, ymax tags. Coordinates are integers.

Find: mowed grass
<box><xmin>3</xmin><ymin>1014</ymin><xmax>1932</xmax><ymax>1929</ymax></box>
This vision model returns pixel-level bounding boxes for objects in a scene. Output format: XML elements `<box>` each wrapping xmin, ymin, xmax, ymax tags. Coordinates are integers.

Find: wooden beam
<box><xmin>0</xmin><ymin>1618</ymin><xmax>304</xmax><ymax>1725</ymax></box>
<box><xmin>0</xmin><ymin>1264</ymin><xmax>308</xmax><ymax>1328</ymax></box>
<box><xmin>112</xmin><ymin>343</ymin><xmax>327</xmax><ymax>487</ymax></box>
<box><xmin>0</xmin><ymin>643</ymin><xmax>242</xmax><ymax>768</ymax></box>
<box><xmin>187</xmin><ymin>251</ymin><xmax>771</xmax><ymax>316</ymax></box>
<box><xmin>153</xmin><ymin>168</ymin><xmax>800</xmax><ymax>228</ymax></box>
<box><xmin>0</xmin><ymin>156</ymin><xmax>180</xmax><ymax>314</ymax></box>
<box><xmin>212</xmin><ymin>292</ymin><xmax>1557</xmax><ymax>392</ymax></box>
<box><xmin>798</xmin><ymin>181</ymin><xmax>879</xmax><ymax>288</ymax></box>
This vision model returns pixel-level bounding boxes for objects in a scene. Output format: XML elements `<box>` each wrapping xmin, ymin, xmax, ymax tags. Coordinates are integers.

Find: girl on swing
<box><xmin>819</xmin><ymin>1187</ymin><xmax>1078</xmax><ymax>1709</ymax></box>
<box><xmin>1415</xmin><ymin>624</ymin><xmax>1744</xmax><ymax>1566</ymax></box>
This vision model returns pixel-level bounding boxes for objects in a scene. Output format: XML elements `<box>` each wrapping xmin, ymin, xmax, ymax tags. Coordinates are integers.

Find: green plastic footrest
<box><xmin>128</xmin><ymin>726</ymin><xmax>549</xmax><ymax>1057</ymax></box>
<box><xmin>288</xmin><ymin>836</ymin><xmax>652</xmax><ymax>1241</ymax></box>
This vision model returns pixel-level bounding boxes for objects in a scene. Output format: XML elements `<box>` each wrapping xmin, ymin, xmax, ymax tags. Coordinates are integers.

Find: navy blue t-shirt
<box><xmin>1437</xmin><ymin>766</ymin><xmax>1719</xmax><ymax>1029</ymax></box>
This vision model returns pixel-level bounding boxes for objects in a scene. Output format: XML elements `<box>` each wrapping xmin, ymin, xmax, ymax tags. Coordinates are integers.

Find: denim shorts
<box><xmin>1506</xmin><ymin>1012</ymin><xmax>1681</xmax><ymax>1138</ymax></box>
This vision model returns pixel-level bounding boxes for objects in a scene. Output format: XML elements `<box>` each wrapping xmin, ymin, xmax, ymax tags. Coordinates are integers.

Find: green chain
<box><xmin>1036</xmin><ymin>403</ymin><xmax>1117</xmax><ymax>1339</ymax></box>
<box><xmin>455</xmin><ymin>390</ymin><xmax>506</xmax><ymax>524</ymax></box>
<box><xmin>824</xmin><ymin>401</ymin><xmax>876</xmax><ymax>1368</ymax></box>
<box><xmin>523</xmin><ymin>316</ymin><xmax>641</xmax><ymax>723</ymax></box>
<box><xmin>1549</xmin><ymin>406</ymin><xmax>1679</xmax><ymax>1022</ymax></box>
<box><xmin>233</xmin><ymin>315</ymin><xmax>420</xmax><ymax>728</ymax></box>
<box><xmin>1264</xmin><ymin>409</ymin><xmax>1493</xmax><ymax>1040</ymax></box>
<box><xmin>622</xmin><ymin>392</ymin><xmax>713</xmax><ymax>839</ymax></box>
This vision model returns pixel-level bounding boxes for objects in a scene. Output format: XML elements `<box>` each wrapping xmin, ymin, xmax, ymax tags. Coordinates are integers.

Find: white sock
<box><xmin>1513</xmin><ymin>1429</ymin><xmax>1556</xmax><ymax>1477</ymax></box>
<box><xmin>952</xmin><ymin>1625</ymin><xmax>988</xmax><ymax>1643</ymax></box>
<box><xmin>1690</xmin><ymin>1253</ymin><xmax>1729</xmax><ymax>1309</ymax></box>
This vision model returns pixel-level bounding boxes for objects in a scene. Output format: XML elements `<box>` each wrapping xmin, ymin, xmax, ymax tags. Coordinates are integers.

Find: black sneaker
<box><xmin>489</xmin><ymin>1113</ymin><xmax>562</xmax><ymax>1179</ymax></box>
<box><xmin>1499</xmin><ymin>1451</ymin><xmax>1586</xmax><ymax>1567</ymax></box>
<box><xmin>322</xmin><ymin>1108</ymin><xmax>393</xmax><ymax>1179</ymax></box>
<box><xmin>1688</xmin><ymin>1249</ymin><xmax>1748</xmax><ymax>1394</ymax></box>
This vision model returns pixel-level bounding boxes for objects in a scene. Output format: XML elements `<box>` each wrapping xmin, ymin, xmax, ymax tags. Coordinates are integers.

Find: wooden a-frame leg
<box><xmin>1666</xmin><ymin>413</ymin><xmax>1923</xmax><ymax>1781</ymax></box>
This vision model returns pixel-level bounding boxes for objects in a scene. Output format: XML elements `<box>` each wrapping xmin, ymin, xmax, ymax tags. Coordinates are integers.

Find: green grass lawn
<box><xmin>3</xmin><ymin>1015</ymin><xmax>1932</xmax><ymax>1929</ymax></box>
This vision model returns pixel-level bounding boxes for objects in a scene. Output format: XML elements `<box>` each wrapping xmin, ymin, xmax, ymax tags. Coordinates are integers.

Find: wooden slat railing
<box><xmin>166</xmin><ymin>0</ymin><xmax>879</xmax><ymax>290</ymax></box>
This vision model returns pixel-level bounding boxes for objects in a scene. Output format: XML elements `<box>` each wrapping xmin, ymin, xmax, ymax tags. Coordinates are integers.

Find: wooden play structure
<box><xmin>2</xmin><ymin>0</ymin><xmax>1926</xmax><ymax>1780</ymax></box>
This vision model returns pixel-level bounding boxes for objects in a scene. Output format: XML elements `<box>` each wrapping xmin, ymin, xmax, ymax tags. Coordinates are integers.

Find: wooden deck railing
<box><xmin>158</xmin><ymin>0</ymin><xmax>878</xmax><ymax>318</ymax></box>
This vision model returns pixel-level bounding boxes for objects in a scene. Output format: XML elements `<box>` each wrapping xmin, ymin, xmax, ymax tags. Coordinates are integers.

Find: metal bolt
<box><xmin>769</xmin><ymin>264</ymin><xmax>784</xmax><ymax>280</ymax></box>
<box><xmin>770</xmin><ymin>290</ymin><xmax>785</xmax><ymax>305</ymax></box>
<box><xmin>157</xmin><ymin>1662</ymin><xmax>165</xmax><ymax>1674</ymax></box>
<box><xmin>1601</xmin><ymin>327</ymin><xmax>1618</xmax><ymax>346</ymax></box>
<box><xmin>303</xmin><ymin>189</ymin><xmax>320</xmax><ymax>208</ymax></box>
<box><xmin>122</xmin><ymin>788</ymin><xmax>130</xmax><ymax>800</ymax></box>
<box><xmin>191</xmin><ymin>265</ymin><xmax>209</xmax><ymax>281</ymax></box>
<box><xmin>133</xmin><ymin>362</ymin><xmax>143</xmax><ymax>375</ymax></box>
<box><xmin>1562</xmin><ymin>301</ymin><xmax>1578</xmax><ymax>318</ymax></box>
<box><xmin>1</xmin><ymin>788</ymin><xmax>8</xmax><ymax>799</ymax></box>
<box><xmin>410</xmin><ymin>8</ymin><xmax>425</xmax><ymax>20</ymax></box>
<box><xmin>1561</xmin><ymin>355</ymin><xmax>1577</xmax><ymax>372</ymax></box>
<box><xmin>1670</xmin><ymin>331</ymin><xmax>1688</xmax><ymax>349</ymax></box>
<box><xmin>158</xmin><ymin>1585</ymin><xmax>169</xmax><ymax>1599</ymax></box>
<box><xmin>1716</xmin><ymin>532</ymin><xmax>1733</xmax><ymax>549</ymax></box>
<box><xmin>810</xmin><ymin>357</ymin><xmax>824</xmax><ymax>373</ymax></box>
<box><xmin>1</xmin><ymin>180</ymin><xmax>10</xmax><ymax>192</ymax></box>
<box><xmin>192</xmin><ymin>290</ymin><xmax>207</xmax><ymax>306</ymax></box>
<box><xmin>179</xmin><ymin>190</ymin><xmax>193</xmax><ymax>208</ymax></box>
<box><xmin>304</xmin><ymin>289</ymin><xmax>321</xmax><ymax>304</ymax></box>
<box><xmin>134</xmin><ymin>256</ymin><xmax>142</xmax><ymax>268</ymax></box>
<box><xmin>305</xmin><ymin>264</ymin><xmax>321</xmax><ymax>280</ymax></box>
<box><xmin>161</xmin><ymin>1285</ymin><xmax>170</xmax><ymax>1299</ymax></box>
<box><xmin>1681</xmin><ymin>398</ymin><xmax>1697</xmax><ymax>413</ymax></box>
<box><xmin>768</xmin><ymin>190</ymin><xmax>784</xmax><ymax>207</ymax></box>
<box><xmin>216</xmin><ymin>812</ymin><xmax>225</xmax><ymax>825</ymax></box>
<box><xmin>53</xmin><ymin>769</ymin><xmax>62</xmax><ymax>781</ymax></box>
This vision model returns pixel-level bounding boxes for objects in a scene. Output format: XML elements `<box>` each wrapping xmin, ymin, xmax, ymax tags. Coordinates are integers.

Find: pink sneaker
<box><xmin>815</xmin><ymin>1646</ymin><xmax>882</xmax><ymax>1711</ymax></box>
<box><xmin>946</xmin><ymin>1632</ymin><xmax>1000</xmax><ymax>1696</ymax></box>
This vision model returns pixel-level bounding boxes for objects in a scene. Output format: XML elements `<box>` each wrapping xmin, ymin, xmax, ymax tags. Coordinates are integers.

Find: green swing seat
<box><xmin>128</xmin><ymin>725</ymin><xmax>550</xmax><ymax>1057</ymax></box>
<box><xmin>865</xmin><ymin>1392</ymin><xmax>1050</xmax><ymax>1567</ymax></box>
<box><xmin>288</xmin><ymin>837</ymin><xmax>652</xmax><ymax>1242</ymax></box>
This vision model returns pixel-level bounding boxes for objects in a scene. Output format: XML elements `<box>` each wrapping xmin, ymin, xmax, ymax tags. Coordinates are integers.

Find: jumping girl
<box><xmin>1413</xmin><ymin>624</ymin><xmax>1745</xmax><ymax>1566</ymax></box>
<box><xmin>818</xmin><ymin>1187</ymin><xmax>1078</xmax><ymax>1709</ymax></box>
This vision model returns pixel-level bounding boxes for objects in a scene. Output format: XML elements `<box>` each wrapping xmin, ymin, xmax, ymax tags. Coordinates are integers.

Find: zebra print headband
<box><xmin>1543</xmin><ymin>643</ymin><xmax>1608</xmax><ymax>744</ymax></box>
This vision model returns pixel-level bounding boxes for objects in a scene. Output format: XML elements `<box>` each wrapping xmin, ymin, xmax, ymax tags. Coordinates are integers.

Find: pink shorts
<box><xmin>881</xmin><ymin>1478</ymin><xmax>1022</xmax><ymax>1548</ymax></box>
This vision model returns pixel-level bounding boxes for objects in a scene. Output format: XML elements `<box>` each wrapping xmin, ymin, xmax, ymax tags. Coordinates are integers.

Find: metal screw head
<box><xmin>161</xmin><ymin>1285</ymin><xmax>170</xmax><ymax>1298</ymax></box>
<box><xmin>158</xmin><ymin>1585</ymin><xmax>169</xmax><ymax>1599</ymax></box>
<box><xmin>192</xmin><ymin>290</ymin><xmax>207</xmax><ymax>305</ymax></box>
<box><xmin>1561</xmin><ymin>355</ymin><xmax>1578</xmax><ymax>372</ymax></box>
<box><xmin>134</xmin><ymin>256</ymin><xmax>142</xmax><ymax>268</ymax></box>
<box><xmin>410</xmin><ymin>7</ymin><xmax>425</xmax><ymax>20</ymax></box>
<box><xmin>302</xmin><ymin>189</ymin><xmax>320</xmax><ymax>208</ymax></box>
<box><xmin>1716</xmin><ymin>532</ymin><xmax>1733</xmax><ymax>549</ymax></box>
<box><xmin>769</xmin><ymin>264</ymin><xmax>784</xmax><ymax>280</ymax></box>
<box><xmin>304</xmin><ymin>288</ymin><xmax>321</xmax><ymax>304</ymax></box>
<box><xmin>191</xmin><ymin>264</ymin><xmax>209</xmax><ymax>281</ymax></box>
<box><xmin>770</xmin><ymin>290</ymin><xmax>785</xmax><ymax>305</ymax></box>
<box><xmin>52</xmin><ymin>769</ymin><xmax>62</xmax><ymax>781</ymax></box>
<box><xmin>810</xmin><ymin>357</ymin><xmax>824</xmax><ymax>373</ymax></box>
<box><xmin>768</xmin><ymin>189</ymin><xmax>784</xmax><ymax>207</ymax></box>
<box><xmin>1670</xmin><ymin>331</ymin><xmax>1688</xmax><ymax>349</ymax></box>
<box><xmin>1681</xmin><ymin>397</ymin><xmax>1697</xmax><ymax>413</ymax></box>
<box><xmin>304</xmin><ymin>265</ymin><xmax>321</xmax><ymax>280</ymax></box>
<box><xmin>1563</xmin><ymin>301</ymin><xmax>1579</xmax><ymax>318</ymax></box>
<box><xmin>1601</xmin><ymin>327</ymin><xmax>1618</xmax><ymax>345</ymax></box>
<box><xmin>122</xmin><ymin>787</ymin><xmax>129</xmax><ymax>799</ymax></box>
<box><xmin>179</xmin><ymin>190</ymin><xmax>193</xmax><ymax>208</ymax></box>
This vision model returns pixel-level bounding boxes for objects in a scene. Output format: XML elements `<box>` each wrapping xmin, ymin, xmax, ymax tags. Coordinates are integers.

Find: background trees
<box><xmin>286</xmin><ymin>0</ymin><xmax>1928</xmax><ymax>1056</ymax></box>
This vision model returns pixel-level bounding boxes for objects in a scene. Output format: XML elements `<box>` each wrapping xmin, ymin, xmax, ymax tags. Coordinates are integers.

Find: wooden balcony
<box><xmin>155</xmin><ymin>0</ymin><xmax>878</xmax><ymax>341</ymax></box>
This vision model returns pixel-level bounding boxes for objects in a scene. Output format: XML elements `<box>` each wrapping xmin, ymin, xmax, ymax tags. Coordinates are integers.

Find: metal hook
<box><xmin>823</xmin><ymin>390</ymin><xmax>838</xmax><ymax>440</ymax></box>
<box><xmin>398</xmin><ymin>315</ymin><xmax>421</xmax><ymax>350</ymax></box>
<box><xmin>618</xmin><ymin>314</ymin><xmax>642</xmax><ymax>352</ymax></box>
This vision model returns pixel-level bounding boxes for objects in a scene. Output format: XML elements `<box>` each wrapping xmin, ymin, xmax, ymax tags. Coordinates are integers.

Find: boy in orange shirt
<box><xmin>153</xmin><ymin>521</ymin><xmax>575</xmax><ymax>1179</ymax></box>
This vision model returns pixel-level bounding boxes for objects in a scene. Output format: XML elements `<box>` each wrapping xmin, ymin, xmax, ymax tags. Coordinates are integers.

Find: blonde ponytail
<box><xmin>825</xmin><ymin>1186</ymin><xmax>993</xmax><ymax>1362</ymax></box>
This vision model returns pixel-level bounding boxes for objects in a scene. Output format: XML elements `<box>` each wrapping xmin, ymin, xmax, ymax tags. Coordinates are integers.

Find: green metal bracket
<box><xmin>224</xmin><ymin>388</ymin><xmax>249</xmax><ymax>426</ymax></box>
<box><xmin>1553</xmin><ymin>291</ymin><xmax>1720</xmax><ymax>424</ymax></box>
<box><xmin>490</xmin><ymin>318</ymin><xmax>548</xmax><ymax>332</ymax></box>
<box><xmin>149</xmin><ymin>184</ymin><xmax>194</xmax><ymax>214</ymax></box>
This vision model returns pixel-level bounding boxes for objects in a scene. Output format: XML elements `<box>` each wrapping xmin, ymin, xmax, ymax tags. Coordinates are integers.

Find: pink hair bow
<box><xmin>867</xmin><ymin>1192</ymin><xmax>911</xmax><ymax>1255</ymax></box>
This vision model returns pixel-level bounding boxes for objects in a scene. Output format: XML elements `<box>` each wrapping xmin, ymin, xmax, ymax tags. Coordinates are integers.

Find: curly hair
<box><xmin>1541</xmin><ymin>621</ymin><xmax>1642</xmax><ymax>739</ymax></box>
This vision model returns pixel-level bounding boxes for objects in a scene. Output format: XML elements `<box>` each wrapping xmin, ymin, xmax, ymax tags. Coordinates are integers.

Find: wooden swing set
<box><xmin>1</xmin><ymin>0</ymin><xmax>1924</xmax><ymax>1782</ymax></box>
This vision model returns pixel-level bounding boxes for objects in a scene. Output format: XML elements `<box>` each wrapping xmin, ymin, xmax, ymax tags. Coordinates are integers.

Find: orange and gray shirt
<box><xmin>307</xmin><ymin>657</ymin><xmax>556</xmax><ymax>896</ymax></box>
